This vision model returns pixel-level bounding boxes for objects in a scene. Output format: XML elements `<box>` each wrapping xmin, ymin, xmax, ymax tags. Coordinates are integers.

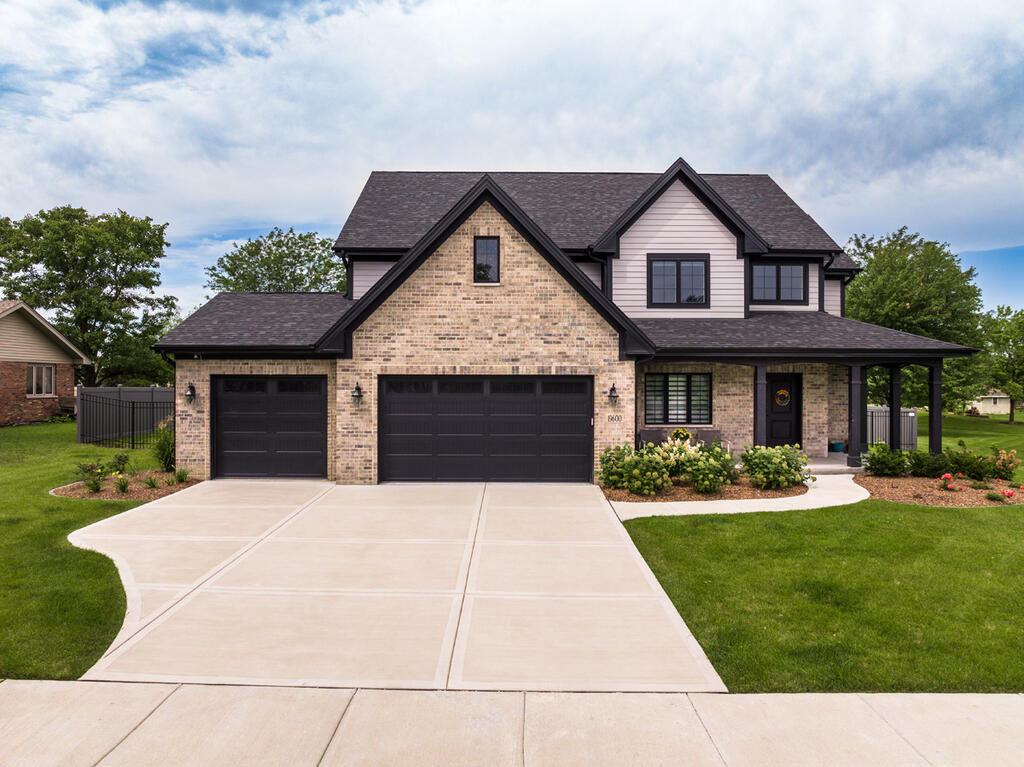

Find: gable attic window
<box><xmin>647</xmin><ymin>254</ymin><xmax>710</xmax><ymax>308</ymax></box>
<box><xmin>474</xmin><ymin>237</ymin><xmax>500</xmax><ymax>283</ymax></box>
<box><xmin>751</xmin><ymin>262</ymin><xmax>808</xmax><ymax>304</ymax></box>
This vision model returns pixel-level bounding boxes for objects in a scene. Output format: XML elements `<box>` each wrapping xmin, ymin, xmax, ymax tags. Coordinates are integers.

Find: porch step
<box><xmin>808</xmin><ymin>456</ymin><xmax>863</xmax><ymax>475</ymax></box>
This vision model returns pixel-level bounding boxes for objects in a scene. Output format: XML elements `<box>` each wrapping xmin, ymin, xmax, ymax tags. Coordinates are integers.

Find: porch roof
<box><xmin>636</xmin><ymin>312</ymin><xmax>975</xmax><ymax>360</ymax></box>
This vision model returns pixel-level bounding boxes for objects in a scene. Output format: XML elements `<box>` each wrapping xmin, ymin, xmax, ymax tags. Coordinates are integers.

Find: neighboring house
<box><xmin>155</xmin><ymin>158</ymin><xmax>973</xmax><ymax>482</ymax></box>
<box><xmin>0</xmin><ymin>300</ymin><xmax>91</xmax><ymax>426</ymax></box>
<box><xmin>969</xmin><ymin>390</ymin><xmax>1020</xmax><ymax>415</ymax></box>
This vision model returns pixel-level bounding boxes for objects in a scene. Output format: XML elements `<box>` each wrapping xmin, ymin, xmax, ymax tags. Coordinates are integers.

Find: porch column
<box><xmin>754</xmin><ymin>364</ymin><xmax>768</xmax><ymax>447</ymax></box>
<box><xmin>848</xmin><ymin>364</ymin><xmax>866</xmax><ymax>466</ymax></box>
<box><xmin>888</xmin><ymin>365</ymin><xmax>902</xmax><ymax>451</ymax></box>
<box><xmin>929</xmin><ymin>362</ymin><xmax>943</xmax><ymax>454</ymax></box>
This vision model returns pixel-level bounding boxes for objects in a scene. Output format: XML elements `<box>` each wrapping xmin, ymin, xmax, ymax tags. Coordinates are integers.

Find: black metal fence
<box><xmin>866</xmin><ymin>406</ymin><xmax>918</xmax><ymax>452</ymax></box>
<box><xmin>77</xmin><ymin>387</ymin><xmax>174</xmax><ymax>448</ymax></box>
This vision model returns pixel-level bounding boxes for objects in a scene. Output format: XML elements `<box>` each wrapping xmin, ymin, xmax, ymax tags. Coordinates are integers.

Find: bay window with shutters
<box><xmin>644</xmin><ymin>372</ymin><xmax>712</xmax><ymax>425</ymax></box>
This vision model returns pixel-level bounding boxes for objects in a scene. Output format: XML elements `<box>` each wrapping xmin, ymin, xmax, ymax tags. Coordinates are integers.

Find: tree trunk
<box><xmin>1011</xmin><ymin>400</ymin><xmax>1016</xmax><ymax>423</ymax></box>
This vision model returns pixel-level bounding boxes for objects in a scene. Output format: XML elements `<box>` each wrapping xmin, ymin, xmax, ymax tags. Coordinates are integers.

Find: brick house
<box><xmin>0</xmin><ymin>300</ymin><xmax>90</xmax><ymax>426</ymax></box>
<box><xmin>155</xmin><ymin>158</ymin><xmax>973</xmax><ymax>483</ymax></box>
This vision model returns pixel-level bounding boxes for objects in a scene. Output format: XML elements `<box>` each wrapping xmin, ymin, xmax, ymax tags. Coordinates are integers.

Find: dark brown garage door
<box><xmin>378</xmin><ymin>376</ymin><xmax>593</xmax><ymax>482</ymax></box>
<box><xmin>212</xmin><ymin>376</ymin><xmax>327</xmax><ymax>478</ymax></box>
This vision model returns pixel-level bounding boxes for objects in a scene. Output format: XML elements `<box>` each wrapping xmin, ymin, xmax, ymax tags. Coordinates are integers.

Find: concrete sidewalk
<box><xmin>2</xmin><ymin>680</ymin><xmax>1022</xmax><ymax>766</ymax></box>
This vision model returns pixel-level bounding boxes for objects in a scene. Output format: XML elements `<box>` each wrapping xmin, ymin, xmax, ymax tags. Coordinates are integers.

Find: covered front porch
<box><xmin>632</xmin><ymin>311</ymin><xmax>976</xmax><ymax>464</ymax></box>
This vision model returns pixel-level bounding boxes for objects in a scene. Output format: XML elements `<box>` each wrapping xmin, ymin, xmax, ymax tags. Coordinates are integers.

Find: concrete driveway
<box><xmin>72</xmin><ymin>481</ymin><xmax>724</xmax><ymax>692</ymax></box>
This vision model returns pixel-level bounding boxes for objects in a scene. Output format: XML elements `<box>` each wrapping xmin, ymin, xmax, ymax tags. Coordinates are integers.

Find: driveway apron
<box><xmin>74</xmin><ymin>480</ymin><xmax>724</xmax><ymax>692</ymax></box>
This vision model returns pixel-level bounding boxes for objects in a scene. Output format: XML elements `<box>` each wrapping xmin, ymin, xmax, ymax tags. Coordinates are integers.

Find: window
<box><xmin>751</xmin><ymin>262</ymin><xmax>807</xmax><ymax>303</ymax></box>
<box><xmin>647</xmin><ymin>254</ymin><xmax>709</xmax><ymax>307</ymax></box>
<box><xmin>645</xmin><ymin>373</ymin><xmax>711</xmax><ymax>424</ymax></box>
<box><xmin>26</xmin><ymin>364</ymin><xmax>55</xmax><ymax>396</ymax></box>
<box><xmin>474</xmin><ymin>237</ymin><xmax>499</xmax><ymax>283</ymax></box>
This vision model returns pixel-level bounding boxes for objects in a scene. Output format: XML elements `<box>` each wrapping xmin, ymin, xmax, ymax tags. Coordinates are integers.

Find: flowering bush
<box><xmin>742</xmin><ymin>444</ymin><xmax>814</xmax><ymax>489</ymax></box>
<box><xmin>113</xmin><ymin>475</ymin><xmax>130</xmax><ymax>493</ymax></box>
<box><xmin>670</xmin><ymin>428</ymin><xmax>692</xmax><ymax>443</ymax></box>
<box><xmin>1001</xmin><ymin>488</ymin><xmax>1016</xmax><ymax>499</ymax></box>
<box><xmin>649</xmin><ymin>439</ymin><xmax>699</xmax><ymax>478</ymax></box>
<box><xmin>937</xmin><ymin>473</ymin><xmax>964</xmax><ymax>492</ymax></box>
<box><xmin>688</xmin><ymin>442</ymin><xmax>740</xmax><ymax>494</ymax></box>
<box><xmin>599</xmin><ymin>444</ymin><xmax>670</xmax><ymax>496</ymax></box>
<box><xmin>988</xmin><ymin>447</ymin><xmax>1021</xmax><ymax>481</ymax></box>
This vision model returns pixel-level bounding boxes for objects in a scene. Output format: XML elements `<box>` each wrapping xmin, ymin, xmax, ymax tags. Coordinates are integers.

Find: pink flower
<box><xmin>941</xmin><ymin>473</ymin><xmax>953</xmax><ymax>480</ymax></box>
<box><xmin>947</xmin><ymin>483</ymin><xmax>956</xmax><ymax>490</ymax></box>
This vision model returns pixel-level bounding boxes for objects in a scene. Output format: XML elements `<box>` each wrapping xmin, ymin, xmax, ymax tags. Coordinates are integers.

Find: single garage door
<box><xmin>379</xmin><ymin>376</ymin><xmax>593</xmax><ymax>482</ymax></box>
<box><xmin>212</xmin><ymin>376</ymin><xmax>327</xmax><ymax>478</ymax></box>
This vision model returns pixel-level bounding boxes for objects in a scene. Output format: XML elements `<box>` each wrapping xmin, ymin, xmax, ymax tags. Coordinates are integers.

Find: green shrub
<box><xmin>970</xmin><ymin>480</ymin><xmax>991</xmax><ymax>490</ymax></box>
<box><xmin>152</xmin><ymin>427</ymin><xmax>175</xmax><ymax>472</ymax></box>
<box><xmin>986</xmin><ymin>490</ymin><xmax>1007</xmax><ymax>503</ymax></box>
<box><xmin>862</xmin><ymin>443</ymin><xmax>907</xmax><ymax>477</ymax></box>
<box><xmin>743</xmin><ymin>444</ymin><xmax>814</xmax><ymax>488</ymax></box>
<box><xmin>174</xmin><ymin>468</ymin><xmax>190</xmax><ymax>483</ymax></box>
<box><xmin>105</xmin><ymin>452</ymin><xmax>130</xmax><ymax>475</ymax></box>
<box><xmin>113</xmin><ymin>476</ymin><xmax>130</xmax><ymax>493</ymax></box>
<box><xmin>945</xmin><ymin>442</ymin><xmax>993</xmax><ymax>481</ymax></box>
<box><xmin>143</xmin><ymin>475</ymin><xmax>160</xmax><ymax>489</ymax></box>
<box><xmin>598</xmin><ymin>444</ymin><xmax>670</xmax><ymax>496</ymax></box>
<box><xmin>905</xmin><ymin>450</ymin><xmax>951</xmax><ymax>477</ymax></box>
<box><xmin>688</xmin><ymin>452</ymin><xmax>730</xmax><ymax>493</ymax></box>
<box><xmin>44</xmin><ymin>413</ymin><xmax>73</xmax><ymax>424</ymax></box>
<box><xmin>75</xmin><ymin>460</ymin><xmax>105</xmax><ymax>480</ymax></box>
<box><xmin>84</xmin><ymin>477</ymin><xmax>103</xmax><ymax>493</ymax></box>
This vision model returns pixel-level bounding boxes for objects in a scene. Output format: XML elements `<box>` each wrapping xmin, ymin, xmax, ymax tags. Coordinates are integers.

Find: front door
<box><xmin>766</xmin><ymin>374</ymin><xmax>802</xmax><ymax>447</ymax></box>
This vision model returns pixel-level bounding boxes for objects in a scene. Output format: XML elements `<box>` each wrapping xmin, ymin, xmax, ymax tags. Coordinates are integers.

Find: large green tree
<box><xmin>0</xmin><ymin>206</ymin><xmax>178</xmax><ymax>386</ymax></box>
<box><xmin>204</xmin><ymin>227</ymin><xmax>345</xmax><ymax>293</ymax></box>
<box><xmin>984</xmin><ymin>305</ymin><xmax>1024</xmax><ymax>423</ymax></box>
<box><xmin>845</xmin><ymin>227</ymin><xmax>986</xmax><ymax>410</ymax></box>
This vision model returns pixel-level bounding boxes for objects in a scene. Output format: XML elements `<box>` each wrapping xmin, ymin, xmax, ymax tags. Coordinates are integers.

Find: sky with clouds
<box><xmin>1</xmin><ymin>0</ymin><xmax>1022</xmax><ymax>314</ymax></box>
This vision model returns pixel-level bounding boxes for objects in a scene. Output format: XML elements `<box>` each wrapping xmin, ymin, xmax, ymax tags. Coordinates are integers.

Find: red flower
<box><xmin>941</xmin><ymin>473</ymin><xmax>953</xmax><ymax>480</ymax></box>
<box><xmin>947</xmin><ymin>483</ymin><xmax>956</xmax><ymax>490</ymax></box>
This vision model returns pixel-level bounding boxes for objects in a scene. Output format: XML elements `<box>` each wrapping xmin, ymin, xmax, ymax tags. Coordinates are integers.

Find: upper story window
<box><xmin>26</xmin><ymin>364</ymin><xmax>55</xmax><ymax>396</ymax></box>
<box><xmin>647</xmin><ymin>254</ymin><xmax>709</xmax><ymax>308</ymax></box>
<box><xmin>751</xmin><ymin>262</ymin><xmax>807</xmax><ymax>304</ymax></box>
<box><xmin>474</xmin><ymin>237</ymin><xmax>499</xmax><ymax>283</ymax></box>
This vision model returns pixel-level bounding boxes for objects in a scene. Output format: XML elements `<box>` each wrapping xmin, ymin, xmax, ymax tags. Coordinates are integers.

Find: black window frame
<box><xmin>646</xmin><ymin>253</ymin><xmax>711</xmax><ymax>308</ymax></box>
<box><xmin>644</xmin><ymin>372</ymin><xmax>713</xmax><ymax>425</ymax></box>
<box><xmin>749</xmin><ymin>260</ymin><xmax>809</xmax><ymax>305</ymax></box>
<box><xmin>473</xmin><ymin>236</ymin><xmax>500</xmax><ymax>284</ymax></box>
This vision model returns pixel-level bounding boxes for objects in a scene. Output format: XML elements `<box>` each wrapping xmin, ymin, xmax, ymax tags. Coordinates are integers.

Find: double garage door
<box><xmin>211</xmin><ymin>374</ymin><xmax>594</xmax><ymax>481</ymax></box>
<box><xmin>379</xmin><ymin>376</ymin><xmax>594</xmax><ymax>482</ymax></box>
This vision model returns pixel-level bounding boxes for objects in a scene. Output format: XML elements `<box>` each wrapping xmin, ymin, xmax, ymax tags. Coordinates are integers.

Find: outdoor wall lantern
<box><xmin>184</xmin><ymin>383</ymin><xmax>196</xmax><ymax>404</ymax></box>
<box><xmin>608</xmin><ymin>383</ymin><xmax>619</xmax><ymax>401</ymax></box>
<box><xmin>352</xmin><ymin>383</ymin><xmax>363</xmax><ymax>401</ymax></box>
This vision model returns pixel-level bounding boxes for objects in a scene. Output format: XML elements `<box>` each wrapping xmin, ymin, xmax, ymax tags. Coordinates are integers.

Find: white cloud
<box><xmin>1</xmin><ymin>0</ymin><xmax>1023</xmax><ymax>307</ymax></box>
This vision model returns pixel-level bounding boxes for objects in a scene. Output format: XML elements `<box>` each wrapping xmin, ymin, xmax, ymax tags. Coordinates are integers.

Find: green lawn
<box><xmin>0</xmin><ymin>422</ymin><xmax>157</xmax><ymax>679</ymax></box>
<box><xmin>919</xmin><ymin>412</ymin><xmax>1024</xmax><ymax>482</ymax></box>
<box><xmin>626</xmin><ymin>501</ymin><xmax>1024</xmax><ymax>692</ymax></box>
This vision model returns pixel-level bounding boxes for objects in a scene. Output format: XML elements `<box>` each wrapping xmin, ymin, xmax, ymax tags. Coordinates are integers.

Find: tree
<box><xmin>845</xmin><ymin>227</ymin><xmax>986</xmax><ymax>410</ymax></box>
<box><xmin>984</xmin><ymin>306</ymin><xmax>1024</xmax><ymax>423</ymax></box>
<box><xmin>204</xmin><ymin>227</ymin><xmax>345</xmax><ymax>294</ymax></box>
<box><xmin>0</xmin><ymin>206</ymin><xmax>178</xmax><ymax>386</ymax></box>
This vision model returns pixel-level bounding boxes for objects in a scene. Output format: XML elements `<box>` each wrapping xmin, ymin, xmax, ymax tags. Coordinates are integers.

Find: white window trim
<box><xmin>26</xmin><ymin>363</ymin><xmax>57</xmax><ymax>397</ymax></box>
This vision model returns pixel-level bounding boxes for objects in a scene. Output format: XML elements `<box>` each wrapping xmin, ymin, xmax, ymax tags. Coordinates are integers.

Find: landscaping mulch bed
<box><xmin>855</xmin><ymin>474</ymin><xmax>1024</xmax><ymax>507</ymax></box>
<box><xmin>602</xmin><ymin>477</ymin><xmax>808</xmax><ymax>503</ymax></box>
<box><xmin>51</xmin><ymin>470</ymin><xmax>201</xmax><ymax>501</ymax></box>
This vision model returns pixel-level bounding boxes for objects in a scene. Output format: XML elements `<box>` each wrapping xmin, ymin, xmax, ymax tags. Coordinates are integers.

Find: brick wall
<box><xmin>334</xmin><ymin>202</ymin><xmax>635</xmax><ymax>483</ymax></box>
<box><xmin>636</xmin><ymin>361</ymin><xmax>835</xmax><ymax>457</ymax></box>
<box><xmin>0</xmin><ymin>361</ymin><xmax>74</xmax><ymax>426</ymax></box>
<box><xmin>173</xmin><ymin>359</ymin><xmax>337</xmax><ymax>480</ymax></box>
<box><xmin>827</xmin><ymin>364</ymin><xmax>849</xmax><ymax>446</ymax></box>
<box><xmin>636</xmin><ymin>362</ymin><xmax>753</xmax><ymax>451</ymax></box>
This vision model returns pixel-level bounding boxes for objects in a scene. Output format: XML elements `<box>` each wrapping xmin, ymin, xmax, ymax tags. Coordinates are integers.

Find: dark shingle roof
<box><xmin>155</xmin><ymin>293</ymin><xmax>354</xmax><ymax>350</ymax></box>
<box><xmin>337</xmin><ymin>170</ymin><xmax>854</xmax><ymax>268</ymax></box>
<box><xmin>636</xmin><ymin>312</ymin><xmax>973</xmax><ymax>354</ymax></box>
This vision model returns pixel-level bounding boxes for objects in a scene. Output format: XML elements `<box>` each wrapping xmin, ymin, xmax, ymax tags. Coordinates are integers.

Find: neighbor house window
<box><xmin>26</xmin><ymin>364</ymin><xmax>55</xmax><ymax>396</ymax></box>
<box><xmin>647</xmin><ymin>254</ymin><xmax>709</xmax><ymax>307</ymax></box>
<box><xmin>474</xmin><ymin>237</ymin><xmax>499</xmax><ymax>283</ymax></box>
<box><xmin>645</xmin><ymin>373</ymin><xmax>711</xmax><ymax>424</ymax></box>
<box><xmin>751</xmin><ymin>262</ymin><xmax>807</xmax><ymax>303</ymax></box>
